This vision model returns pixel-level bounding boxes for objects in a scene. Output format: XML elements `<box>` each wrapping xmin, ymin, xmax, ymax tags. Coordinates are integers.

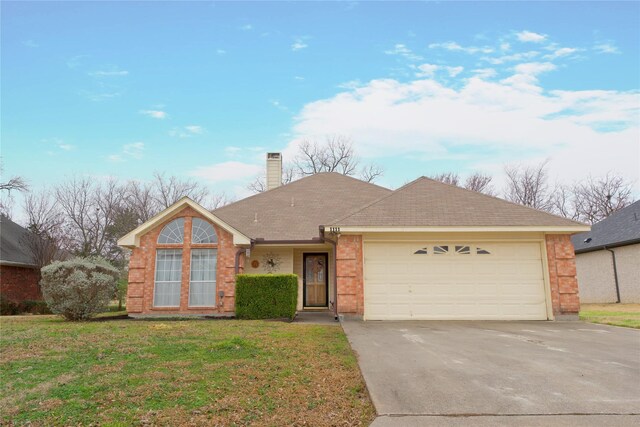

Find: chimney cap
<box><xmin>267</xmin><ymin>152</ymin><xmax>281</xmax><ymax>159</ymax></box>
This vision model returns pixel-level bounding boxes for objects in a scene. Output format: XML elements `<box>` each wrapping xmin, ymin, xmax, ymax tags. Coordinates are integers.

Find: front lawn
<box><xmin>0</xmin><ymin>316</ymin><xmax>374</xmax><ymax>426</ymax></box>
<box><xmin>580</xmin><ymin>303</ymin><xmax>640</xmax><ymax>329</ymax></box>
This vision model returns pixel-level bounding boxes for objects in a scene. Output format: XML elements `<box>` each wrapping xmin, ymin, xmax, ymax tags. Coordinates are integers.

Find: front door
<box><xmin>304</xmin><ymin>253</ymin><xmax>328</xmax><ymax>307</ymax></box>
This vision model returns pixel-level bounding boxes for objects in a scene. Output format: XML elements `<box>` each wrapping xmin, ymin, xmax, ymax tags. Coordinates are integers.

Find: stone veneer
<box><xmin>126</xmin><ymin>206</ymin><xmax>243</xmax><ymax>315</ymax></box>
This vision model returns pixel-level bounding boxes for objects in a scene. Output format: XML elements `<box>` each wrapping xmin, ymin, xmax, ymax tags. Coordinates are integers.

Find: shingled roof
<box><xmin>213</xmin><ymin>173</ymin><xmax>392</xmax><ymax>241</ymax></box>
<box><xmin>0</xmin><ymin>216</ymin><xmax>37</xmax><ymax>267</ymax></box>
<box><xmin>330</xmin><ymin>177</ymin><xmax>587</xmax><ymax>228</ymax></box>
<box><xmin>571</xmin><ymin>200</ymin><xmax>640</xmax><ymax>253</ymax></box>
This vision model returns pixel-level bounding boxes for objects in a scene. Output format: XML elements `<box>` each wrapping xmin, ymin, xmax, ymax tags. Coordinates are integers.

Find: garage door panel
<box><xmin>364</xmin><ymin>241</ymin><xmax>548</xmax><ymax>320</ymax></box>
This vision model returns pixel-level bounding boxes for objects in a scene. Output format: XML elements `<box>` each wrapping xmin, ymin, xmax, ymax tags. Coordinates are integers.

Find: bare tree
<box><xmin>504</xmin><ymin>160</ymin><xmax>554</xmax><ymax>211</ymax></box>
<box><xmin>152</xmin><ymin>172</ymin><xmax>209</xmax><ymax>209</ymax></box>
<box><xmin>572</xmin><ymin>173</ymin><xmax>634</xmax><ymax>223</ymax></box>
<box><xmin>464</xmin><ymin>172</ymin><xmax>494</xmax><ymax>195</ymax></box>
<box><xmin>295</xmin><ymin>136</ymin><xmax>360</xmax><ymax>176</ymax></box>
<box><xmin>247</xmin><ymin>165</ymin><xmax>297</xmax><ymax>193</ymax></box>
<box><xmin>204</xmin><ymin>191</ymin><xmax>233</xmax><ymax>210</ymax></box>
<box><xmin>22</xmin><ymin>190</ymin><xmax>68</xmax><ymax>268</ymax></box>
<box><xmin>125</xmin><ymin>180</ymin><xmax>159</xmax><ymax>223</ymax></box>
<box><xmin>360</xmin><ymin>164</ymin><xmax>384</xmax><ymax>183</ymax></box>
<box><xmin>551</xmin><ymin>184</ymin><xmax>580</xmax><ymax>221</ymax></box>
<box><xmin>0</xmin><ymin>176</ymin><xmax>28</xmax><ymax>193</ymax></box>
<box><xmin>55</xmin><ymin>177</ymin><xmax>125</xmax><ymax>258</ymax></box>
<box><xmin>248</xmin><ymin>136</ymin><xmax>384</xmax><ymax>193</ymax></box>
<box><xmin>430</xmin><ymin>172</ymin><xmax>460</xmax><ymax>186</ymax></box>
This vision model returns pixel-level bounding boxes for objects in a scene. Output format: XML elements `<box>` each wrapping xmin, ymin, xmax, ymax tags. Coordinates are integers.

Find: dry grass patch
<box><xmin>0</xmin><ymin>316</ymin><xmax>375</xmax><ymax>426</ymax></box>
<box><xmin>580</xmin><ymin>303</ymin><xmax>640</xmax><ymax>329</ymax></box>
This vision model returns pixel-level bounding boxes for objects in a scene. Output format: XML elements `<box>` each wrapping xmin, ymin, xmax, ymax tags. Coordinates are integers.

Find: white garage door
<box><xmin>364</xmin><ymin>241</ymin><xmax>548</xmax><ymax>320</ymax></box>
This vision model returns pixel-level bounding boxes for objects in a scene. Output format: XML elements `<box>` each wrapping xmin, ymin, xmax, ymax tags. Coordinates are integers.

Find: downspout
<box><xmin>604</xmin><ymin>246</ymin><xmax>621</xmax><ymax>303</ymax></box>
<box><xmin>321</xmin><ymin>226</ymin><xmax>339</xmax><ymax>321</ymax></box>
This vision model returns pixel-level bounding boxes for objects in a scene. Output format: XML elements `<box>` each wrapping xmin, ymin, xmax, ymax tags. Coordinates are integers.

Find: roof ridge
<box><xmin>212</xmin><ymin>172</ymin><xmax>390</xmax><ymax>214</ymax></box>
<box><xmin>328</xmin><ymin>176</ymin><xmax>425</xmax><ymax>225</ymax></box>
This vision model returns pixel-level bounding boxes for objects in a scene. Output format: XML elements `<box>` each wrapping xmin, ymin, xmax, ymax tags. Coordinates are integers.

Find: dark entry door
<box><xmin>304</xmin><ymin>253</ymin><xmax>328</xmax><ymax>307</ymax></box>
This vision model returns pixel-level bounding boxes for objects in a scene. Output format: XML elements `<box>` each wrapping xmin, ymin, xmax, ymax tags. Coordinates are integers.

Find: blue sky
<box><xmin>2</xmin><ymin>1</ymin><xmax>639</xmax><ymax>206</ymax></box>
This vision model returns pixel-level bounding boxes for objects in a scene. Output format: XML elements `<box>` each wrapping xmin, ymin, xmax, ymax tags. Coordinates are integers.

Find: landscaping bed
<box><xmin>0</xmin><ymin>316</ymin><xmax>374</xmax><ymax>426</ymax></box>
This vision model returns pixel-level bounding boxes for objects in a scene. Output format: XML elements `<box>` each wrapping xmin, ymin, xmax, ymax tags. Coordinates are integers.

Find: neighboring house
<box><xmin>0</xmin><ymin>216</ymin><xmax>42</xmax><ymax>303</ymax></box>
<box><xmin>571</xmin><ymin>201</ymin><xmax>640</xmax><ymax>303</ymax></box>
<box><xmin>118</xmin><ymin>153</ymin><xmax>589</xmax><ymax>320</ymax></box>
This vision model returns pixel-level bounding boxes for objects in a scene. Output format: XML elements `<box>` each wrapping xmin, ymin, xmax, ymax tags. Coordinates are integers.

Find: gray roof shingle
<box><xmin>331</xmin><ymin>177</ymin><xmax>586</xmax><ymax>228</ymax></box>
<box><xmin>571</xmin><ymin>200</ymin><xmax>640</xmax><ymax>253</ymax></box>
<box><xmin>213</xmin><ymin>172</ymin><xmax>392</xmax><ymax>241</ymax></box>
<box><xmin>0</xmin><ymin>216</ymin><xmax>37</xmax><ymax>267</ymax></box>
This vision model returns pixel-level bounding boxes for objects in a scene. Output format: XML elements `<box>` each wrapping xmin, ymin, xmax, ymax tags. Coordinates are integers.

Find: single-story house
<box><xmin>571</xmin><ymin>200</ymin><xmax>640</xmax><ymax>303</ymax></box>
<box><xmin>118</xmin><ymin>153</ymin><xmax>589</xmax><ymax>320</ymax></box>
<box><xmin>0</xmin><ymin>215</ymin><xmax>42</xmax><ymax>303</ymax></box>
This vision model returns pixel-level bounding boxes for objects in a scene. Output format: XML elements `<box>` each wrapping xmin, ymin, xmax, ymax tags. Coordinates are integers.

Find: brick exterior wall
<box><xmin>126</xmin><ymin>206</ymin><xmax>242</xmax><ymax>315</ymax></box>
<box><xmin>335</xmin><ymin>235</ymin><xmax>364</xmax><ymax>315</ymax></box>
<box><xmin>0</xmin><ymin>265</ymin><xmax>42</xmax><ymax>302</ymax></box>
<box><xmin>545</xmin><ymin>234</ymin><xmax>580</xmax><ymax>316</ymax></box>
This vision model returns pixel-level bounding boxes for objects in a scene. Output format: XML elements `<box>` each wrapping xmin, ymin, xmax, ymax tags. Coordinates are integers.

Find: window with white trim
<box><xmin>189</xmin><ymin>249</ymin><xmax>217</xmax><ymax>306</ymax></box>
<box><xmin>191</xmin><ymin>218</ymin><xmax>217</xmax><ymax>244</ymax></box>
<box><xmin>158</xmin><ymin>218</ymin><xmax>185</xmax><ymax>244</ymax></box>
<box><xmin>154</xmin><ymin>249</ymin><xmax>182</xmax><ymax>306</ymax></box>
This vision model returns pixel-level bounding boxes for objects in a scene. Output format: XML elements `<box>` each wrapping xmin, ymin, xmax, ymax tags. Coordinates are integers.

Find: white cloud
<box><xmin>190</xmin><ymin>161</ymin><xmax>262</xmax><ymax>184</ymax></box>
<box><xmin>544</xmin><ymin>47</ymin><xmax>579</xmax><ymax>60</ymax></box>
<box><xmin>89</xmin><ymin>69</ymin><xmax>129</xmax><ymax>77</ymax></box>
<box><xmin>67</xmin><ymin>55</ymin><xmax>89</xmax><ymax>69</ymax></box>
<box><xmin>428</xmin><ymin>41</ymin><xmax>493</xmax><ymax>54</ymax></box>
<box><xmin>294</xmin><ymin>76</ymin><xmax>305</xmax><ymax>81</ymax></box>
<box><xmin>415</xmin><ymin>63</ymin><xmax>439</xmax><ymax>78</ymax></box>
<box><xmin>292</xmin><ymin>37</ymin><xmax>308</xmax><ymax>51</ymax></box>
<box><xmin>446</xmin><ymin>66</ymin><xmax>464</xmax><ymax>77</ymax></box>
<box><xmin>108</xmin><ymin>142</ymin><xmax>145</xmax><ymax>162</ymax></box>
<box><xmin>482</xmin><ymin>50</ymin><xmax>540</xmax><ymax>65</ymax></box>
<box><xmin>472</xmin><ymin>68</ymin><xmax>497</xmax><ymax>79</ymax></box>
<box><xmin>239</xmin><ymin>24</ymin><xmax>253</xmax><ymax>31</ymax></box>
<box><xmin>385</xmin><ymin>44</ymin><xmax>422</xmax><ymax>61</ymax></box>
<box><xmin>516</xmin><ymin>31</ymin><xmax>547</xmax><ymax>43</ymax></box>
<box><xmin>170</xmin><ymin>125</ymin><xmax>204</xmax><ymax>138</ymax></box>
<box><xmin>594</xmin><ymin>43</ymin><xmax>620</xmax><ymax>54</ymax></box>
<box><xmin>58</xmin><ymin>143</ymin><xmax>74</xmax><ymax>151</ymax></box>
<box><xmin>185</xmin><ymin>125</ymin><xmax>203</xmax><ymax>134</ymax></box>
<box><xmin>140</xmin><ymin>110</ymin><xmax>167</xmax><ymax>119</ymax></box>
<box><xmin>123</xmin><ymin>142</ymin><xmax>144</xmax><ymax>159</ymax></box>
<box><xmin>216</xmin><ymin>49</ymin><xmax>227</xmax><ymax>55</ymax></box>
<box><xmin>285</xmin><ymin>70</ymin><xmax>639</xmax><ymax>192</ymax></box>
<box><xmin>270</xmin><ymin>100</ymin><xmax>288</xmax><ymax>111</ymax></box>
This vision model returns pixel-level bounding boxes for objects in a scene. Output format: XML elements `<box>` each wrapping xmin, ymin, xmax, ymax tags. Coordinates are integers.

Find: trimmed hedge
<box><xmin>0</xmin><ymin>297</ymin><xmax>51</xmax><ymax>316</ymax></box>
<box><xmin>235</xmin><ymin>274</ymin><xmax>298</xmax><ymax>320</ymax></box>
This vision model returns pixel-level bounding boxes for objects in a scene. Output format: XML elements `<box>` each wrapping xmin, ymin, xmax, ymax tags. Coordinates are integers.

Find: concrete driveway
<box><xmin>342</xmin><ymin>321</ymin><xmax>640</xmax><ymax>426</ymax></box>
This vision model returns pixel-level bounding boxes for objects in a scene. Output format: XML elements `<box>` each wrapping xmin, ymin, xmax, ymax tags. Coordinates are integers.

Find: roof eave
<box><xmin>0</xmin><ymin>260</ymin><xmax>38</xmax><ymax>268</ymax></box>
<box><xmin>574</xmin><ymin>238</ymin><xmax>640</xmax><ymax>254</ymax></box>
<box><xmin>117</xmin><ymin>197</ymin><xmax>252</xmax><ymax>249</ymax></box>
<box><xmin>329</xmin><ymin>225</ymin><xmax>592</xmax><ymax>233</ymax></box>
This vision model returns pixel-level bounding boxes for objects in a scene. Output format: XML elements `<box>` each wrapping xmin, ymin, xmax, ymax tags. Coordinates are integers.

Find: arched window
<box><xmin>157</xmin><ymin>218</ymin><xmax>185</xmax><ymax>244</ymax></box>
<box><xmin>191</xmin><ymin>218</ymin><xmax>217</xmax><ymax>244</ymax></box>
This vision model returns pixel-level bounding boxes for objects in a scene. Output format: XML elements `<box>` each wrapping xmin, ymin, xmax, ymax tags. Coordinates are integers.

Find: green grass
<box><xmin>0</xmin><ymin>316</ymin><xmax>374</xmax><ymax>426</ymax></box>
<box><xmin>579</xmin><ymin>304</ymin><xmax>640</xmax><ymax>329</ymax></box>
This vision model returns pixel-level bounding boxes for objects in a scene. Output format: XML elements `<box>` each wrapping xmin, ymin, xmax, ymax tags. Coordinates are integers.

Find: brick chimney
<box><xmin>266</xmin><ymin>153</ymin><xmax>282</xmax><ymax>190</ymax></box>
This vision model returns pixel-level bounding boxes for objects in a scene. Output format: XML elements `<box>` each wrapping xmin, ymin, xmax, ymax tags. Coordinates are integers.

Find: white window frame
<box><xmin>153</xmin><ymin>249</ymin><xmax>182</xmax><ymax>307</ymax></box>
<box><xmin>188</xmin><ymin>248</ymin><xmax>217</xmax><ymax>307</ymax></box>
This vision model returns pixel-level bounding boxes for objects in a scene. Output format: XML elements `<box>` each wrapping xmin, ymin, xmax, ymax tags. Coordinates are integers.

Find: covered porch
<box><xmin>243</xmin><ymin>243</ymin><xmax>336</xmax><ymax>313</ymax></box>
